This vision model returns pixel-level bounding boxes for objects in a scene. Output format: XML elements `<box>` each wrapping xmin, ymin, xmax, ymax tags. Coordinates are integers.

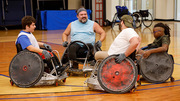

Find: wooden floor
<box><xmin>1</xmin><ymin>21</ymin><xmax>180</xmax><ymax>101</ymax></box>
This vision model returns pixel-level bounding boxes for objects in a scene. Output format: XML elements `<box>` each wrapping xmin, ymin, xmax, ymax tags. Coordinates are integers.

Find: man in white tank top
<box><xmin>61</xmin><ymin>7</ymin><xmax>106</xmax><ymax>69</ymax></box>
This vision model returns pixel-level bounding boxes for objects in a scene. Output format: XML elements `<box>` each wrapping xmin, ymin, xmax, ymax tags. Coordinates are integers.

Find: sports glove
<box><xmin>43</xmin><ymin>44</ymin><xmax>52</xmax><ymax>51</ymax></box>
<box><xmin>95</xmin><ymin>40</ymin><xmax>102</xmax><ymax>48</ymax></box>
<box><xmin>115</xmin><ymin>53</ymin><xmax>126</xmax><ymax>63</ymax></box>
<box><xmin>42</xmin><ymin>50</ymin><xmax>51</xmax><ymax>60</ymax></box>
<box><xmin>62</xmin><ymin>41</ymin><xmax>68</xmax><ymax>47</ymax></box>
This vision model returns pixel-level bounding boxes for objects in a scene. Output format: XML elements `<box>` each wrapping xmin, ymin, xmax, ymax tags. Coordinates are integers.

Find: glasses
<box><xmin>153</xmin><ymin>30</ymin><xmax>161</xmax><ymax>34</ymax></box>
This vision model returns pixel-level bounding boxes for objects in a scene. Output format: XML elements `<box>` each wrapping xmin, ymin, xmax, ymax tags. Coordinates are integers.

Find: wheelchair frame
<box><xmin>111</xmin><ymin>6</ymin><xmax>153</xmax><ymax>28</ymax></box>
<box><xmin>85</xmin><ymin>55</ymin><xmax>138</xmax><ymax>94</ymax></box>
<box><xmin>61</xmin><ymin>41</ymin><xmax>100</xmax><ymax>77</ymax></box>
<box><xmin>9</xmin><ymin>50</ymin><xmax>68</xmax><ymax>88</ymax></box>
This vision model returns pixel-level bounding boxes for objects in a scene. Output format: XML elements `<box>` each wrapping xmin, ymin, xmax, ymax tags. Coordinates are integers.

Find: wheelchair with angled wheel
<box><xmin>85</xmin><ymin>51</ymin><xmax>139</xmax><ymax>94</ymax></box>
<box><xmin>85</xmin><ymin>50</ymin><xmax>175</xmax><ymax>93</ymax></box>
<box><xmin>61</xmin><ymin>41</ymin><xmax>101</xmax><ymax>77</ymax></box>
<box><xmin>9</xmin><ymin>44</ymin><xmax>68</xmax><ymax>88</ymax></box>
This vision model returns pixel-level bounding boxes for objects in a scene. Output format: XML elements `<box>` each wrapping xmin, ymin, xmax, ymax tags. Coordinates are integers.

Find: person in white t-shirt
<box><xmin>95</xmin><ymin>15</ymin><xmax>141</xmax><ymax>63</ymax></box>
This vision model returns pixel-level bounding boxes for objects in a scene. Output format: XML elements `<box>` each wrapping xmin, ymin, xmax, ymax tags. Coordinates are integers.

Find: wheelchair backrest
<box><xmin>116</xmin><ymin>6</ymin><xmax>130</xmax><ymax>19</ymax></box>
<box><xmin>16</xmin><ymin>43</ymin><xmax>23</xmax><ymax>53</ymax></box>
<box><xmin>140</xmin><ymin>10</ymin><xmax>148</xmax><ymax>17</ymax></box>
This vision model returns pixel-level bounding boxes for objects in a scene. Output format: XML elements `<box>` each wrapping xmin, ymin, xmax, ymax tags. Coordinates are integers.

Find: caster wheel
<box><xmin>63</xmin><ymin>78</ymin><xmax>66</xmax><ymax>83</ymax></box>
<box><xmin>137</xmin><ymin>80</ymin><xmax>141</xmax><ymax>86</ymax></box>
<box><xmin>84</xmin><ymin>73</ymin><xmax>88</xmax><ymax>78</ymax></box>
<box><xmin>10</xmin><ymin>80</ymin><xmax>14</xmax><ymax>86</ymax></box>
<box><xmin>55</xmin><ymin>81</ymin><xmax>59</xmax><ymax>86</ymax></box>
<box><xmin>170</xmin><ymin>77</ymin><xmax>175</xmax><ymax>82</ymax></box>
<box><xmin>130</xmin><ymin>87</ymin><xmax>136</xmax><ymax>93</ymax></box>
<box><xmin>67</xmin><ymin>72</ymin><xmax>71</xmax><ymax>76</ymax></box>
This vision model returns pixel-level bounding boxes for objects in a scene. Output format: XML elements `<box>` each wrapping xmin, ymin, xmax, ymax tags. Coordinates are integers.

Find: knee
<box><xmin>95</xmin><ymin>51</ymin><xmax>108</xmax><ymax>60</ymax></box>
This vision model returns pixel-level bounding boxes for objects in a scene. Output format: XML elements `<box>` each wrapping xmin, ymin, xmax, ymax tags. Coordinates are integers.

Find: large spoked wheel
<box><xmin>9</xmin><ymin>50</ymin><xmax>44</xmax><ymax>88</ymax></box>
<box><xmin>142</xmin><ymin>12</ymin><xmax>153</xmax><ymax>27</ymax></box>
<box><xmin>132</xmin><ymin>12</ymin><xmax>142</xmax><ymax>28</ymax></box>
<box><xmin>111</xmin><ymin>13</ymin><xmax>118</xmax><ymax>28</ymax></box>
<box><xmin>61</xmin><ymin>41</ymin><xmax>91</xmax><ymax>75</ymax></box>
<box><xmin>97</xmin><ymin>55</ymin><xmax>138</xmax><ymax>94</ymax></box>
<box><xmin>139</xmin><ymin>52</ymin><xmax>174</xmax><ymax>83</ymax></box>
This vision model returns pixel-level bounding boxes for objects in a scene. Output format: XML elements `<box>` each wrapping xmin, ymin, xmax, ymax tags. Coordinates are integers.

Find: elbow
<box><xmin>27</xmin><ymin>47</ymin><xmax>33</xmax><ymax>52</ymax></box>
<box><xmin>162</xmin><ymin>47</ymin><xmax>168</xmax><ymax>52</ymax></box>
<box><xmin>134</xmin><ymin>41</ymin><xmax>140</xmax><ymax>47</ymax></box>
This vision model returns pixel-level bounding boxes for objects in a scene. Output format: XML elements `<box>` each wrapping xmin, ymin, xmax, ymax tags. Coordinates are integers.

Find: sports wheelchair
<box><xmin>85</xmin><ymin>54</ymin><xmax>138</xmax><ymax>94</ymax></box>
<box><xmin>9</xmin><ymin>44</ymin><xmax>68</xmax><ymax>88</ymax></box>
<box><xmin>111</xmin><ymin>6</ymin><xmax>142</xmax><ymax>29</ymax></box>
<box><xmin>133</xmin><ymin>10</ymin><xmax>153</xmax><ymax>28</ymax></box>
<box><xmin>85</xmin><ymin>51</ymin><xmax>174</xmax><ymax>93</ymax></box>
<box><xmin>111</xmin><ymin>6</ymin><xmax>153</xmax><ymax>29</ymax></box>
<box><xmin>61</xmin><ymin>41</ymin><xmax>101</xmax><ymax>77</ymax></box>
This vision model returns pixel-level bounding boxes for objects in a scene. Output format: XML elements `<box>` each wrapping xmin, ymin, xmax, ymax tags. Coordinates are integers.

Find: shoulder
<box><xmin>162</xmin><ymin>35</ymin><xmax>170</xmax><ymax>41</ymax></box>
<box><xmin>162</xmin><ymin>35</ymin><xmax>170</xmax><ymax>39</ymax></box>
<box><xmin>18</xmin><ymin>35</ymin><xmax>29</xmax><ymax>39</ymax></box>
<box><xmin>123</xmin><ymin>28</ymin><xmax>138</xmax><ymax>35</ymax></box>
<box><xmin>17</xmin><ymin>35</ymin><xmax>29</xmax><ymax>43</ymax></box>
<box><xmin>88</xmin><ymin>19</ymin><xmax>94</xmax><ymax>23</ymax></box>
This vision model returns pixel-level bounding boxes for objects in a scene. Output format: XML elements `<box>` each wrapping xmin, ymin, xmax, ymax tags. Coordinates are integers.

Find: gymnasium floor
<box><xmin>1</xmin><ymin>21</ymin><xmax>180</xmax><ymax>101</ymax></box>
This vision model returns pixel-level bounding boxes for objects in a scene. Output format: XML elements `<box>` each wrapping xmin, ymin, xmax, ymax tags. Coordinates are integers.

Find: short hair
<box><xmin>76</xmin><ymin>6</ymin><xmax>87</xmax><ymax>15</ymax></box>
<box><xmin>154</xmin><ymin>23</ymin><xmax>171</xmax><ymax>37</ymax></box>
<box><xmin>21</xmin><ymin>16</ymin><xmax>36</xmax><ymax>29</ymax></box>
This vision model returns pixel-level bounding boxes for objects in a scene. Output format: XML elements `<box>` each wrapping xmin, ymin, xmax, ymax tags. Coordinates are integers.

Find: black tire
<box><xmin>9</xmin><ymin>50</ymin><xmax>44</xmax><ymax>88</ymax></box>
<box><xmin>132</xmin><ymin>12</ymin><xmax>142</xmax><ymax>28</ymax></box>
<box><xmin>139</xmin><ymin>52</ymin><xmax>174</xmax><ymax>83</ymax></box>
<box><xmin>142</xmin><ymin>12</ymin><xmax>153</xmax><ymax>27</ymax></box>
<box><xmin>97</xmin><ymin>55</ymin><xmax>138</xmax><ymax>94</ymax></box>
<box><xmin>111</xmin><ymin>13</ymin><xmax>118</xmax><ymax>28</ymax></box>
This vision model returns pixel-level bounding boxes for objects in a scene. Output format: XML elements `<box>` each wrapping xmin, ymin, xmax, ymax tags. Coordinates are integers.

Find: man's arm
<box><xmin>124</xmin><ymin>37</ymin><xmax>140</xmax><ymax>57</ymax></box>
<box><xmin>26</xmin><ymin>45</ymin><xmax>43</xmax><ymax>53</ymax></box>
<box><xmin>38</xmin><ymin>42</ymin><xmax>44</xmax><ymax>47</ymax></box>
<box><xmin>143</xmin><ymin>44</ymin><xmax>169</xmax><ymax>58</ymax></box>
<box><xmin>93</xmin><ymin>22</ymin><xmax>106</xmax><ymax>42</ymax></box>
<box><xmin>62</xmin><ymin>23</ymin><xmax>71</xmax><ymax>42</ymax></box>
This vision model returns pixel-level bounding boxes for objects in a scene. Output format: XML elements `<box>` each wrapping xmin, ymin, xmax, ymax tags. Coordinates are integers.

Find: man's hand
<box><xmin>95</xmin><ymin>40</ymin><xmax>102</xmax><ymax>48</ymax></box>
<box><xmin>62</xmin><ymin>41</ymin><xmax>68</xmax><ymax>47</ymax></box>
<box><xmin>115</xmin><ymin>53</ymin><xmax>126</xmax><ymax>63</ymax></box>
<box><xmin>143</xmin><ymin>50</ymin><xmax>151</xmax><ymax>58</ymax></box>
<box><xmin>43</xmin><ymin>44</ymin><xmax>52</xmax><ymax>51</ymax></box>
<box><xmin>42</xmin><ymin>50</ymin><xmax>51</xmax><ymax>60</ymax></box>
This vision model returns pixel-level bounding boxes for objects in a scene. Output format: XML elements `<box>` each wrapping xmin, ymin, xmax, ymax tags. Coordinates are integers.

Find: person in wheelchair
<box><xmin>16</xmin><ymin>16</ymin><xmax>63</xmax><ymax>75</ymax></box>
<box><xmin>95</xmin><ymin>15</ymin><xmax>141</xmax><ymax>63</ymax></box>
<box><xmin>62</xmin><ymin>7</ymin><xmax>106</xmax><ymax>69</ymax></box>
<box><xmin>137</xmin><ymin>23</ymin><xmax>171</xmax><ymax>58</ymax></box>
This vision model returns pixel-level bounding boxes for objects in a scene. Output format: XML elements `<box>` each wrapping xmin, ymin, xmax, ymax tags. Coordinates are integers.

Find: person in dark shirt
<box><xmin>137</xmin><ymin>22</ymin><xmax>171</xmax><ymax>58</ymax></box>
